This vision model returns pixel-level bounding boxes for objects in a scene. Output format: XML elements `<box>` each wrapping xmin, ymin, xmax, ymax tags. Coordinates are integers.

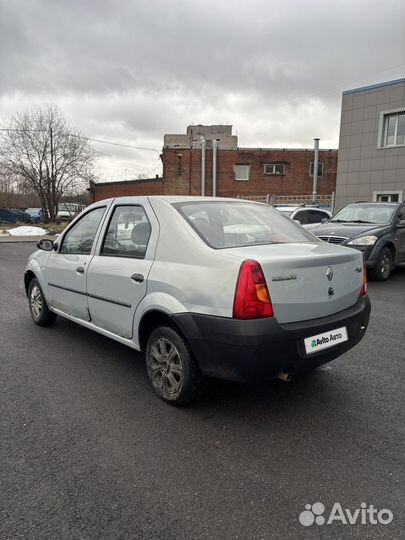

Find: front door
<box><xmin>86</xmin><ymin>202</ymin><xmax>158</xmax><ymax>338</ymax></box>
<box><xmin>396</xmin><ymin>205</ymin><xmax>405</xmax><ymax>262</ymax></box>
<box><xmin>46</xmin><ymin>206</ymin><xmax>107</xmax><ymax>319</ymax></box>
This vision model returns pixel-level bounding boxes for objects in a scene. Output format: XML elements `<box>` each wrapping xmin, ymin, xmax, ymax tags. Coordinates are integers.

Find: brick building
<box><xmin>90</xmin><ymin>125</ymin><xmax>337</xmax><ymax>203</ymax></box>
<box><xmin>89</xmin><ymin>177</ymin><xmax>163</xmax><ymax>202</ymax></box>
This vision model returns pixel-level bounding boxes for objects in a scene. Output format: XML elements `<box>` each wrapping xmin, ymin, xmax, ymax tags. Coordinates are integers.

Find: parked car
<box><xmin>0</xmin><ymin>208</ymin><xmax>30</xmax><ymax>224</ymax></box>
<box><xmin>10</xmin><ymin>209</ymin><xmax>31</xmax><ymax>223</ymax></box>
<box><xmin>307</xmin><ymin>202</ymin><xmax>405</xmax><ymax>281</ymax></box>
<box><xmin>25</xmin><ymin>208</ymin><xmax>43</xmax><ymax>223</ymax></box>
<box><xmin>275</xmin><ymin>205</ymin><xmax>332</xmax><ymax>226</ymax></box>
<box><xmin>25</xmin><ymin>196</ymin><xmax>370</xmax><ymax>404</ymax></box>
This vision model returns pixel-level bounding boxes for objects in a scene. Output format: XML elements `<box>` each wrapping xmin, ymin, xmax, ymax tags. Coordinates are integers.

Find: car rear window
<box><xmin>174</xmin><ymin>201</ymin><xmax>319</xmax><ymax>249</ymax></box>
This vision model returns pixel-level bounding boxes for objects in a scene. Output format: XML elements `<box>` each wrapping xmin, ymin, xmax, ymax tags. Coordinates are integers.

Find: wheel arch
<box><xmin>381</xmin><ymin>241</ymin><xmax>397</xmax><ymax>266</ymax></box>
<box><xmin>24</xmin><ymin>270</ymin><xmax>37</xmax><ymax>296</ymax></box>
<box><xmin>138</xmin><ymin>310</ymin><xmax>187</xmax><ymax>353</ymax></box>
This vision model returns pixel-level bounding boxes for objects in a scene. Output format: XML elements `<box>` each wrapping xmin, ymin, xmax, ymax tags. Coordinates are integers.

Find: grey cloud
<box><xmin>0</xmin><ymin>0</ymin><xmax>403</xmax><ymax>178</ymax></box>
<box><xmin>1</xmin><ymin>0</ymin><xmax>403</xmax><ymax>97</ymax></box>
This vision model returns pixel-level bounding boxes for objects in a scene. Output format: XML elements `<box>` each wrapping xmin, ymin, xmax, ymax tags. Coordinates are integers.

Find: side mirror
<box><xmin>293</xmin><ymin>219</ymin><xmax>301</xmax><ymax>224</ymax></box>
<box><xmin>397</xmin><ymin>219</ymin><xmax>405</xmax><ymax>228</ymax></box>
<box><xmin>321</xmin><ymin>218</ymin><xmax>328</xmax><ymax>224</ymax></box>
<box><xmin>37</xmin><ymin>238</ymin><xmax>54</xmax><ymax>251</ymax></box>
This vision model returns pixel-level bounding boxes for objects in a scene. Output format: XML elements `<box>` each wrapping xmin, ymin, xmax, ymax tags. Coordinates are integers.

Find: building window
<box><xmin>382</xmin><ymin>111</ymin><xmax>405</xmax><ymax>147</ymax></box>
<box><xmin>309</xmin><ymin>161</ymin><xmax>324</xmax><ymax>177</ymax></box>
<box><xmin>264</xmin><ymin>163</ymin><xmax>286</xmax><ymax>175</ymax></box>
<box><xmin>234</xmin><ymin>164</ymin><xmax>250</xmax><ymax>181</ymax></box>
<box><xmin>373</xmin><ymin>191</ymin><xmax>403</xmax><ymax>203</ymax></box>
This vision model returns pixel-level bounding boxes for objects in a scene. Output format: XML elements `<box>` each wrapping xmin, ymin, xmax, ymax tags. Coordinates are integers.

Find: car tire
<box><xmin>145</xmin><ymin>325</ymin><xmax>205</xmax><ymax>405</ymax></box>
<box><xmin>28</xmin><ymin>278</ymin><xmax>57</xmax><ymax>326</ymax></box>
<box><xmin>369</xmin><ymin>247</ymin><xmax>393</xmax><ymax>281</ymax></box>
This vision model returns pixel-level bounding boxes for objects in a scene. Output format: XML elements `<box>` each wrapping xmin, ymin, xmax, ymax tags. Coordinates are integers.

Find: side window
<box><xmin>101</xmin><ymin>205</ymin><xmax>151</xmax><ymax>259</ymax></box>
<box><xmin>293</xmin><ymin>211</ymin><xmax>307</xmax><ymax>225</ymax></box>
<box><xmin>60</xmin><ymin>207</ymin><xmax>106</xmax><ymax>254</ymax></box>
<box><xmin>309</xmin><ymin>210</ymin><xmax>327</xmax><ymax>224</ymax></box>
<box><xmin>398</xmin><ymin>206</ymin><xmax>405</xmax><ymax>222</ymax></box>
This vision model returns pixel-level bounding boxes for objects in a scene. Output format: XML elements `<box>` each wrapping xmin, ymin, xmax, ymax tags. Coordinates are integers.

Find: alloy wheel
<box><xmin>30</xmin><ymin>284</ymin><xmax>43</xmax><ymax>319</ymax></box>
<box><xmin>149</xmin><ymin>337</ymin><xmax>183</xmax><ymax>396</ymax></box>
<box><xmin>380</xmin><ymin>253</ymin><xmax>391</xmax><ymax>277</ymax></box>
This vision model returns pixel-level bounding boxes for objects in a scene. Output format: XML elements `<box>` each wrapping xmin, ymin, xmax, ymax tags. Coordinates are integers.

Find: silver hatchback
<box><xmin>25</xmin><ymin>196</ymin><xmax>371</xmax><ymax>404</ymax></box>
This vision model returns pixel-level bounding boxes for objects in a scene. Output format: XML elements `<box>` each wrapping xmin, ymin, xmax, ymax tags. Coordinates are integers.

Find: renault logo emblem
<box><xmin>326</xmin><ymin>267</ymin><xmax>334</xmax><ymax>281</ymax></box>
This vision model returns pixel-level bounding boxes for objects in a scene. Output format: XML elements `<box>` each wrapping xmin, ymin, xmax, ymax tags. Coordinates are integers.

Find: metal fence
<box><xmin>236</xmin><ymin>193</ymin><xmax>335</xmax><ymax>211</ymax></box>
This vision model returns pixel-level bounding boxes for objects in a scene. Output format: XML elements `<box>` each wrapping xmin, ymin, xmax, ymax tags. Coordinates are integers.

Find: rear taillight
<box><xmin>233</xmin><ymin>260</ymin><xmax>273</xmax><ymax>319</ymax></box>
<box><xmin>361</xmin><ymin>261</ymin><xmax>367</xmax><ymax>296</ymax></box>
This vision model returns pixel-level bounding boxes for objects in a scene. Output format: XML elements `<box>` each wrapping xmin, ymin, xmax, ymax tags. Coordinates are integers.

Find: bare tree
<box><xmin>0</xmin><ymin>106</ymin><xmax>95</xmax><ymax>221</ymax></box>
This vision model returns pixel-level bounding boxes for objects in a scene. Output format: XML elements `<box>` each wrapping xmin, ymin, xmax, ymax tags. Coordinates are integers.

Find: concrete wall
<box><xmin>164</xmin><ymin>124</ymin><xmax>238</xmax><ymax>150</ymax></box>
<box><xmin>336</xmin><ymin>78</ymin><xmax>405</xmax><ymax>209</ymax></box>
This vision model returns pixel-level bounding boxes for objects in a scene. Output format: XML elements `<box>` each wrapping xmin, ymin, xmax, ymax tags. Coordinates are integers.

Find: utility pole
<box><xmin>212</xmin><ymin>139</ymin><xmax>218</xmax><ymax>197</ymax></box>
<box><xmin>312</xmin><ymin>138</ymin><xmax>320</xmax><ymax>204</ymax></box>
<box><xmin>200</xmin><ymin>136</ymin><xmax>206</xmax><ymax>196</ymax></box>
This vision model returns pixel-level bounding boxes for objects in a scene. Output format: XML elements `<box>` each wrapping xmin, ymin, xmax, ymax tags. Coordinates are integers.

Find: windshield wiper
<box><xmin>330</xmin><ymin>219</ymin><xmax>351</xmax><ymax>223</ymax></box>
<box><xmin>350</xmin><ymin>220</ymin><xmax>375</xmax><ymax>224</ymax></box>
<box><xmin>330</xmin><ymin>219</ymin><xmax>374</xmax><ymax>224</ymax></box>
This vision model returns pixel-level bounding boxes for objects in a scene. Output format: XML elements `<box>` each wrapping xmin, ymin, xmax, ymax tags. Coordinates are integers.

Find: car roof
<box><xmin>276</xmin><ymin>205</ymin><xmax>329</xmax><ymax>211</ymax></box>
<box><xmin>111</xmin><ymin>195</ymin><xmax>268</xmax><ymax>205</ymax></box>
<box><xmin>276</xmin><ymin>206</ymin><xmax>299</xmax><ymax>211</ymax></box>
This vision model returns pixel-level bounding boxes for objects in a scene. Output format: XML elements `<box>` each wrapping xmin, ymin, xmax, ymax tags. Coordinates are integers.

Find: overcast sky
<box><xmin>1</xmin><ymin>0</ymin><xmax>404</xmax><ymax>181</ymax></box>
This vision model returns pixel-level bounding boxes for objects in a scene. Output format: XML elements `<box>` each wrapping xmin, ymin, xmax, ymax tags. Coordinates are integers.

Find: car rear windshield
<box><xmin>330</xmin><ymin>204</ymin><xmax>396</xmax><ymax>224</ymax></box>
<box><xmin>174</xmin><ymin>201</ymin><xmax>318</xmax><ymax>249</ymax></box>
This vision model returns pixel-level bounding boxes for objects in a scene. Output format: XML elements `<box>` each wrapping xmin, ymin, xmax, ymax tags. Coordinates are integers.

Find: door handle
<box><xmin>76</xmin><ymin>266</ymin><xmax>85</xmax><ymax>274</ymax></box>
<box><xmin>131</xmin><ymin>273</ymin><xmax>144</xmax><ymax>283</ymax></box>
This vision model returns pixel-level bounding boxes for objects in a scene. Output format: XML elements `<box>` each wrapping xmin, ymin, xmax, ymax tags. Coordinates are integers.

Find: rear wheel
<box><xmin>369</xmin><ymin>247</ymin><xmax>392</xmax><ymax>281</ymax></box>
<box><xmin>28</xmin><ymin>278</ymin><xmax>57</xmax><ymax>326</ymax></box>
<box><xmin>145</xmin><ymin>326</ymin><xmax>205</xmax><ymax>405</ymax></box>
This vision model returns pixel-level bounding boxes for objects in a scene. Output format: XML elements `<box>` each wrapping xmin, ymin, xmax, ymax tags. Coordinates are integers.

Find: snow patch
<box><xmin>7</xmin><ymin>226</ymin><xmax>49</xmax><ymax>236</ymax></box>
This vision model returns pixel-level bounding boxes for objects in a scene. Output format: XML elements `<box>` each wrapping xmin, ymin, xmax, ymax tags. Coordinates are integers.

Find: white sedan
<box><xmin>276</xmin><ymin>205</ymin><xmax>332</xmax><ymax>226</ymax></box>
<box><xmin>25</xmin><ymin>196</ymin><xmax>370</xmax><ymax>405</ymax></box>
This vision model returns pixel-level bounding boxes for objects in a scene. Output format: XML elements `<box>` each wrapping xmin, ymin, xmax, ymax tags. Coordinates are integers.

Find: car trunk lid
<box><xmin>225</xmin><ymin>242</ymin><xmax>364</xmax><ymax>323</ymax></box>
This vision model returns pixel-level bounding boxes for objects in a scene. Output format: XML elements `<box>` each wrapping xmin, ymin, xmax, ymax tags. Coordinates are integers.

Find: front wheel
<box><xmin>145</xmin><ymin>326</ymin><xmax>205</xmax><ymax>405</ymax></box>
<box><xmin>369</xmin><ymin>247</ymin><xmax>392</xmax><ymax>281</ymax></box>
<box><xmin>28</xmin><ymin>278</ymin><xmax>57</xmax><ymax>326</ymax></box>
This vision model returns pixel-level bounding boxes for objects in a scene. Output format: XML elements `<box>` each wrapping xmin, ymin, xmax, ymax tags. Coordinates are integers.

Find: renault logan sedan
<box><xmin>25</xmin><ymin>197</ymin><xmax>371</xmax><ymax>404</ymax></box>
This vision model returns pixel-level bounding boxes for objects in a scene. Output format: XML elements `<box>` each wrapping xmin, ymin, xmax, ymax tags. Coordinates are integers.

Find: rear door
<box><xmin>86</xmin><ymin>200</ymin><xmax>159</xmax><ymax>339</ymax></box>
<box><xmin>46</xmin><ymin>205</ymin><xmax>107</xmax><ymax>319</ymax></box>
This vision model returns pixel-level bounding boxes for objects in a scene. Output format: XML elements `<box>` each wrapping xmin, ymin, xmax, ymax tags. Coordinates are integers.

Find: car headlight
<box><xmin>348</xmin><ymin>235</ymin><xmax>378</xmax><ymax>246</ymax></box>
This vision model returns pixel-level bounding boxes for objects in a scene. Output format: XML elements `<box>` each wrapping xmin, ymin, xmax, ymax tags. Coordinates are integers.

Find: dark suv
<box><xmin>307</xmin><ymin>202</ymin><xmax>405</xmax><ymax>280</ymax></box>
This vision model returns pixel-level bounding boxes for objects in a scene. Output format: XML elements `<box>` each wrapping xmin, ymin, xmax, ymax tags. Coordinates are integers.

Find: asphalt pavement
<box><xmin>0</xmin><ymin>244</ymin><xmax>404</xmax><ymax>540</ymax></box>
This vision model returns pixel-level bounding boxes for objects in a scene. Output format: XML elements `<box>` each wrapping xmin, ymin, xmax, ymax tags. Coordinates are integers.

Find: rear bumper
<box><xmin>173</xmin><ymin>295</ymin><xmax>371</xmax><ymax>382</ymax></box>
